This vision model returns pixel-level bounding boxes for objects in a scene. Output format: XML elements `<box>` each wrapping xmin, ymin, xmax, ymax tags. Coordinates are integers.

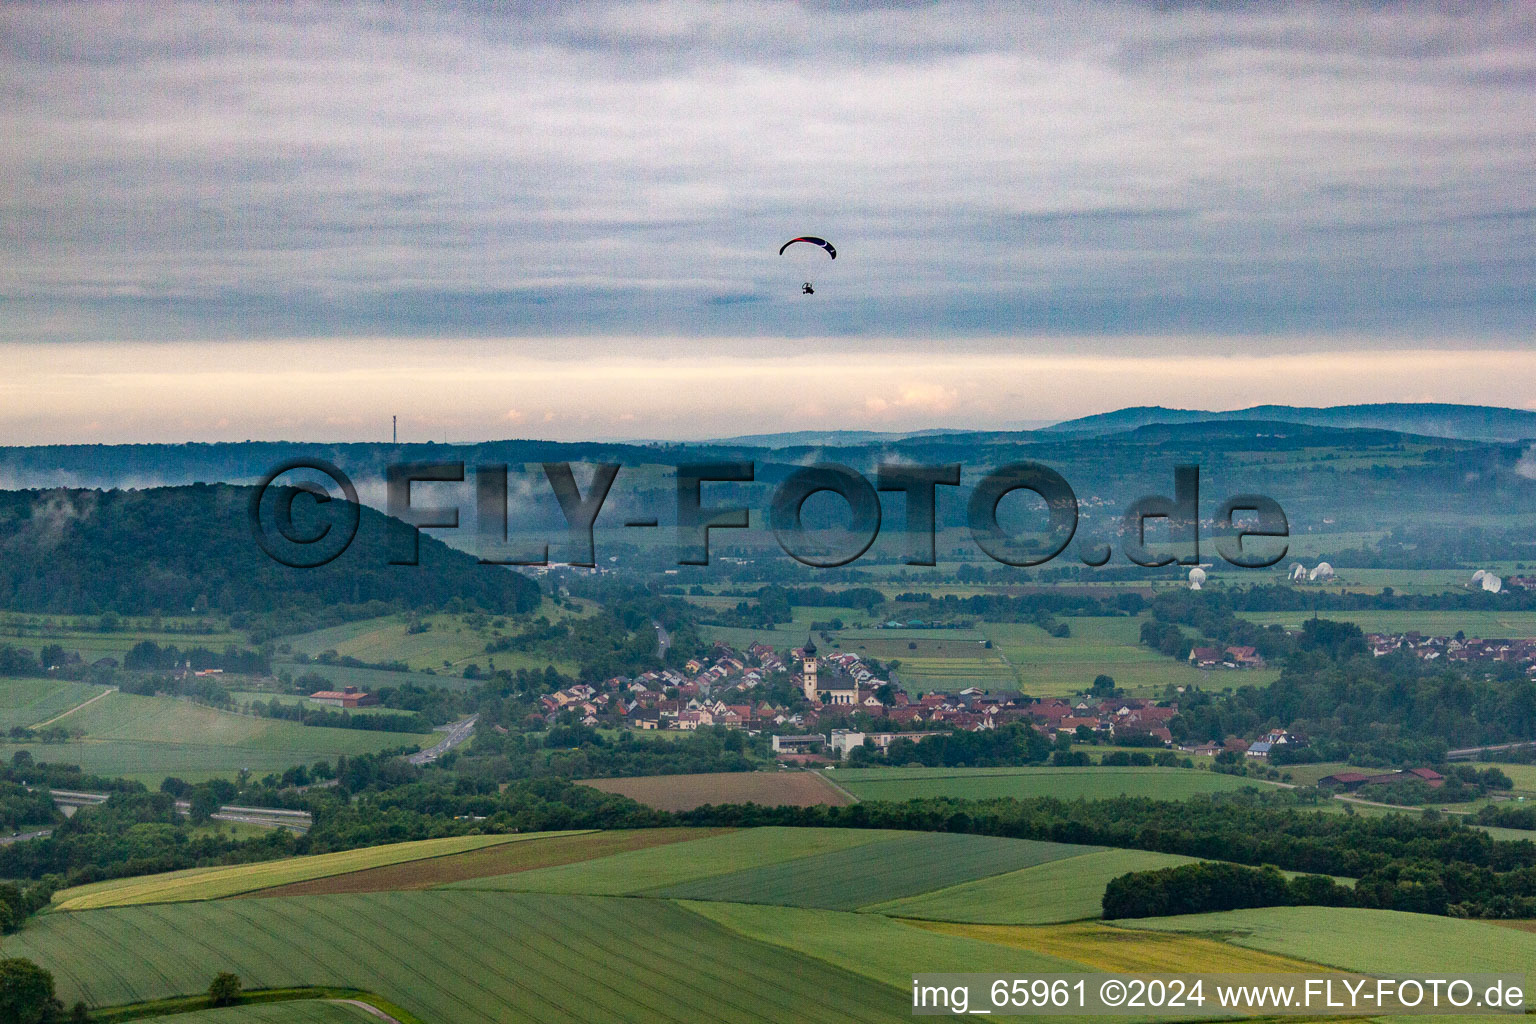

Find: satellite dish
<box><xmin>1483</xmin><ymin>574</ymin><xmax>1503</xmax><ymax>593</ymax></box>
<box><xmin>1472</xmin><ymin>569</ymin><xmax>1488</xmax><ymax>584</ymax></box>
<box><xmin>1188</xmin><ymin>567</ymin><xmax>1207</xmax><ymax>590</ymax></box>
<box><xmin>1315</xmin><ymin>562</ymin><xmax>1335</xmax><ymax>579</ymax></box>
<box><xmin>1289</xmin><ymin>562</ymin><xmax>1306</xmax><ymax>581</ymax></box>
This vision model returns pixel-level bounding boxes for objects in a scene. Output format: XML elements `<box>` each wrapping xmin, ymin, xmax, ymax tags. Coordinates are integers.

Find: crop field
<box><xmin>577</xmin><ymin>771</ymin><xmax>853</xmax><ymax>811</ymax></box>
<box><xmin>247</xmin><ymin>828</ymin><xmax>729</xmax><ymax>897</ymax></box>
<box><xmin>829</xmin><ymin>765</ymin><xmax>1264</xmax><ymax>803</ymax></box>
<box><xmin>449</xmin><ymin>826</ymin><xmax>892</xmax><ymax>895</ymax></box>
<box><xmin>7</xmin><ymin>891</ymin><xmax>910</xmax><ymax>1024</ymax></box>
<box><xmin>912</xmin><ymin>920</ymin><xmax>1324</xmax><ymax>973</ymax></box>
<box><xmin>0</xmin><ymin>677</ymin><xmax>110</xmax><ymax>729</ymax></box>
<box><xmin>1240</xmin><ymin>610</ymin><xmax>1536</xmax><ymax>638</ymax></box>
<box><xmin>55</xmin><ymin>833</ymin><xmax>571</xmax><ymax>909</ymax></box>
<box><xmin>684</xmin><ymin>902</ymin><xmax>1083</xmax><ymax>990</ymax></box>
<box><xmin>1128</xmin><ymin>907</ymin><xmax>1536</xmax><ymax>978</ymax></box>
<box><xmin>867</xmin><ymin>848</ymin><xmax>1196</xmax><ymax>924</ymax></box>
<box><xmin>136</xmin><ymin>1003</ymin><xmax>381</xmax><ymax>1024</ymax></box>
<box><xmin>5</xmin><ymin>691</ymin><xmax>437</xmax><ymax>784</ymax></box>
<box><xmin>651</xmin><ymin>832</ymin><xmax>1095</xmax><ymax>910</ymax></box>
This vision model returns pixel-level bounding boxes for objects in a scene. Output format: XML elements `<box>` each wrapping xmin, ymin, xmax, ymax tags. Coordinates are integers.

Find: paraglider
<box><xmin>781</xmin><ymin>236</ymin><xmax>835</xmax><ymax>294</ymax></box>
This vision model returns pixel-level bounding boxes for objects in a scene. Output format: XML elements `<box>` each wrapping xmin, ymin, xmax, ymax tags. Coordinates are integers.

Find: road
<box><xmin>654</xmin><ymin>620</ymin><xmax>670</xmax><ymax>659</ymax></box>
<box><xmin>0</xmin><ymin>829</ymin><xmax>53</xmax><ymax>845</ymax></box>
<box><xmin>408</xmin><ymin>714</ymin><xmax>479</xmax><ymax>765</ymax></box>
<box><xmin>42</xmin><ymin>789</ymin><xmax>310</xmax><ymax>832</ymax></box>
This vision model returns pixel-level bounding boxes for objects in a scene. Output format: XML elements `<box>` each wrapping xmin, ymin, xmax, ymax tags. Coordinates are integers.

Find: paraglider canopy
<box><xmin>780</xmin><ymin>236</ymin><xmax>836</xmax><ymax>259</ymax></box>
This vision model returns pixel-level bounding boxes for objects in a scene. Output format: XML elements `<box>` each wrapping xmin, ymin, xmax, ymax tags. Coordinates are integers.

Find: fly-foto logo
<box><xmin>249</xmin><ymin>460</ymin><xmax>1288</xmax><ymax>571</ymax></box>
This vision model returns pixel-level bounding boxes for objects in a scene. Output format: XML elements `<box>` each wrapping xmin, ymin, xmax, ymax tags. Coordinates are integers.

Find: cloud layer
<box><xmin>2</xmin><ymin>0</ymin><xmax>1534</xmax><ymax>347</ymax></box>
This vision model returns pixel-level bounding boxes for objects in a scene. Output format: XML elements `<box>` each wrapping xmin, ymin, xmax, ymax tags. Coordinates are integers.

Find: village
<box><xmin>535</xmin><ymin>636</ymin><xmax>1186</xmax><ymax>747</ymax></box>
<box><xmin>1366</xmin><ymin>630</ymin><xmax>1536</xmax><ymax>670</ymax></box>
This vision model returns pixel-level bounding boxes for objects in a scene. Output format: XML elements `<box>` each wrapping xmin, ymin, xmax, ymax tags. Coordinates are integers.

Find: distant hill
<box><xmin>1044</xmin><ymin>403</ymin><xmax>1536</xmax><ymax>442</ymax></box>
<box><xmin>0</xmin><ymin>484</ymin><xmax>540</xmax><ymax>617</ymax></box>
<box><xmin>697</xmin><ymin>428</ymin><xmax>977</xmax><ymax>447</ymax></box>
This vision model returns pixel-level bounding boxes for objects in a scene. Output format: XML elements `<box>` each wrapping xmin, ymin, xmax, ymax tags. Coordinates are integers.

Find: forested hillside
<box><xmin>0</xmin><ymin>485</ymin><xmax>539</xmax><ymax>617</ymax></box>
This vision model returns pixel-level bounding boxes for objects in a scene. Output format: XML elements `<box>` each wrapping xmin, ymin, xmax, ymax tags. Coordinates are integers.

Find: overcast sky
<box><xmin>2</xmin><ymin>1</ymin><xmax>1534</xmax><ymax>441</ymax></box>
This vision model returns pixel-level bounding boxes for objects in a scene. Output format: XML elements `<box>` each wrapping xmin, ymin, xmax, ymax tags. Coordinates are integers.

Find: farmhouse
<box><xmin>308</xmin><ymin>685</ymin><xmax>377</xmax><ymax>708</ymax></box>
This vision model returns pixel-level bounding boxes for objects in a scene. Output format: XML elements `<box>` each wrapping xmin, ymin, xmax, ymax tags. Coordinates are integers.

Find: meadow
<box><xmin>5</xmin><ymin>691</ymin><xmax>437</xmax><ymax>784</ymax></box>
<box><xmin>281</xmin><ymin>603</ymin><xmax>590</xmax><ymax>677</ymax></box>
<box><xmin>577</xmin><ymin>771</ymin><xmax>853</xmax><ymax>811</ymax></box>
<box><xmin>54</xmin><ymin>833</ymin><xmax>570</xmax><ymax>910</ymax></box>
<box><xmin>981</xmin><ymin>618</ymin><xmax>1278</xmax><ymax>696</ymax></box>
<box><xmin>0</xmin><ymin>614</ymin><xmax>247</xmax><ymax>664</ymax></box>
<box><xmin>1239</xmin><ymin>609</ymin><xmax>1536</xmax><ymax>637</ymax></box>
<box><xmin>828</xmin><ymin>765</ymin><xmax>1265</xmax><ymax>803</ymax></box>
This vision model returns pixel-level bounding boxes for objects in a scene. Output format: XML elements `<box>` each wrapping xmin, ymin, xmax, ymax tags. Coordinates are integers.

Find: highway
<box><xmin>408</xmin><ymin>713</ymin><xmax>479</xmax><ymax>765</ymax></box>
<box><xmin>42</xmin><ymin>789</ymin><xmax>311</xmax><ymax>832</ymax></box>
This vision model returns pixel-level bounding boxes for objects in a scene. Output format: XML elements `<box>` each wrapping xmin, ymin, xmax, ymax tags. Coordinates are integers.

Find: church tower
<box><xmin>800</xmin><ymin>636</ymin><xmax>819</xmax><ymax>702</ymax></box>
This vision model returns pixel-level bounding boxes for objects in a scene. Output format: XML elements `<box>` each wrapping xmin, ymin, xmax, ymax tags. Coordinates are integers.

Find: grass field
<box><xmin>1240</xmin><ymin>610</ymin><xmax>1536</xmax><ymax>638</ymax></box>
<box><xmin>1128</xmin><ymin>906</ymin><xmax>1536</xmax><ymax>978</ymax></box>
<box><xmin>134</xmin><ymin>1003</ymin><xmax>381</xmax><ymax>1024</ymax></box>
<box><xmin>829</xmin><ymin>765</ymin><xmax>1266</xmax><ymax>802</ymax></box>
<box><xmin>448</xmin><ymin>826</ymin><xmax>891</xmax><ymax>895</ymax></box>
<box><xmin>0</xmin><ymin>616</ymin><xmax>247</xmax><ymax>664</ymax></box>
<box><xmin>685</xmin><ymin>902</ymin><xmax>1084</xmax><ymax>990</ymax></box>
<box><xmin>54</xmin><ymin>833</ymin><xmax>574</xmax><ymax>909</ymax></box>
<box><xmin>912</xmin><ymin>920</ymin><xmax>1324</xmax><ymax>973</ymax></box>
<box><xmin>0</xmin><ymin>677</ymin><xmax>110</xmax><ymax>729</ymax></box>
<box><xmin>7</xmin><ymin>891</ymin><xmax>910</xmax><ymax>1024</ymax></box>
<box><xmin>651</xmin><ymin>832</ymin><xmax>1094</xmax><ymax>910</ymax></box>
<box><xmin>282</xmin><ymin>606</ymin><xmax>583</xmax><ymax>678</ymax></box>
<box><xmin>577</xmin><ymin>771</ymin><xmax>853</xmax><ymax>811</ymax></box>
<box><xmin>982</xmin><ymin>618</ymin><xmax>1279</xmax><ymax>697</ymax></box>
<box><xmin>230</xmin><ymin>691</ymin><xmax>423</xmax><ymax>718</ymax></box>
<box><xmin>866</xmin><ymin>848</ymin><xmax>1197</xmax><ymax>924</ymax></box>
<box><xmin>246</xmin><ymin>829</ymin><xmax>728</xmax><ymax>897</ymax></box>
<box><xmin>5</xmin><ymin>691</ymin><xmax>437</xmax><ymax>784</ymax></box>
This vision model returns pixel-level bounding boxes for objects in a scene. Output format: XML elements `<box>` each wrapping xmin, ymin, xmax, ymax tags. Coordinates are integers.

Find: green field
<box><xmin>1240</xmin><ymin>609</ymin><xmax>1536</xmax><ymax>638</ymax></box>
<box><xmin>4</xmin><ymin>691</ymin><xmax>436</xmax><ymax>784</ymax></box>
<box><xmin>135</xmin><ymin>1003</ymin><xmax>380</xmax><ymax>1024</ymax></box>
<box><xmin>0</xmin><ymin>677</ymin><xmax>111</xmax><ymax>729</ymax></box>
<box><xmin>829</xmin><ymin>766</ymin><xmax>1266</xmax><ymax>802</ymax></box>
<box><xmin>867</xmin><ymin>848</ymin><xmax>1197</xmax><ymax>924</ymax></box>
<box><xmin>449</xmin><ymin>826</ymin><xmax>889</xmax><ymax>895</ymax></box>
<box><xmin>684</xmin><ymin>901</ymin><xmax>1083</xmax><ymax>990</ymax></box>
<box><xmin>1129</xmin><ymin>906</ymin><xmax>1536</xmax><ymax>978</ymax></box>
<box><xmin>230</xmin><ymin>691</ymin><xmax>423</xmax><ymax>719</ymax></box>
<box><xmin>983</xmin><ymin>618</ymin><xmax>1279</xmax><ymax>696</ymax></box>
<box><xmin>55</xmin><ymin>833</ymin><xmax>576</xmax><ymax>910</ymax></box>
<box><xmin>0</xmin><ymin>616</ymin><xmax>247</xmax><ymax>664</ymax></box>
<box><xmin>651</xmin><ymin>832</ymin><xmax>1094</xmax><ymax>910</ymax></box>
<box><xmin>6</xmin><ymin>892</ymin><xmax>910</xmax><ymax>1024</ymax></box>
<box><xmin>282</xmin><ymin>606</ymin><xmax>584</xmax><ymax>678</ymax></box>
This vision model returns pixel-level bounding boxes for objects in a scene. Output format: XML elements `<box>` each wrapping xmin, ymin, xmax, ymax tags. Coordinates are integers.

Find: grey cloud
<box><xmin>0</xmin><ymin>0</ymin><xmax>1532</xmax><ymax>343</ymax></box>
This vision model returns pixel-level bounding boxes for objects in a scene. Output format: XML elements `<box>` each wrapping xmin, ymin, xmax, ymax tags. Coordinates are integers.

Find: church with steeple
<box><xmin>799</xmin><ymin>636</ymin><xmax>857</xmax><ymax>706</ymax></box>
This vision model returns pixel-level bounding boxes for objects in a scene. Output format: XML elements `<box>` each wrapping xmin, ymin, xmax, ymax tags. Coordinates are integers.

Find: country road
<box><xmin>654</xmin><ymin>620</ymin><xmax>670</xmax><ymax>659</ymax></box>
<box><xmin>408</xmin><ymin>714</ymin><xmax>478</xmax><ymax>764</ymax></box>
